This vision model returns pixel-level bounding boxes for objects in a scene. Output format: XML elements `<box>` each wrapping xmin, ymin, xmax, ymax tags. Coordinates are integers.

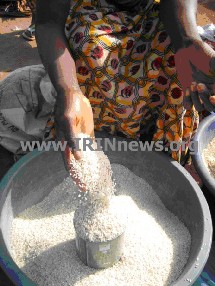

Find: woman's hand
<box><xmin>55</xmin><ymin>90</ymin><xmax>94</xmax><ymax>176</ymax></box>
<box><xmin>174</xmin><ymin>40</ymin><xmax>215</xmax><ymax>111</ymax></box>
<box><xmin>183</xmin><ymin>82</ymin><xmax>215</xmax><ymax>112</ymax></box>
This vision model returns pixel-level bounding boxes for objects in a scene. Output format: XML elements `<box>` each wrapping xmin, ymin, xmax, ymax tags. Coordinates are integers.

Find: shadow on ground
<box><xmin>0</xmin><ymin>28</ymin><xmax>40</xmax><ymax>77</ymax></box>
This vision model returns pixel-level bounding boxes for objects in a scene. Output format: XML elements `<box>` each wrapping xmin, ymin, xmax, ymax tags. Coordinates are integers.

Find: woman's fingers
<box><xmin>67</xmin><ymin>136</ymin><xmax>82</xmax><ymax>160</ymax></box>
<box><xmin>211</xmin><ymin>82</ymin><xmax>215</xmax><ymax>105</ymax></box>
<box><xmin>191</xmin><ymin>64</ymin><xmax>214</xmax><ymax>86</ymax></box>
<box><xmin>183</xmin><ymin>82</ymin><xmax>215</xmax><ymax>112</ymax></box>
<box><xmin>190</xmin><ymin>82</ymin><xmax>204</xmax><ymax>112</ymax></box>
<box><xmin>63</xmin><ymin>139</ymin><xmax>72</xmax><ymax>171</ymax></box>
<box><xmin>62</xmin><ymin>116</ymin><xmax>82</xmax><ymax>160</ymax></box>
<box><xmin>183</xmin><ymin>88</ymin><xmax>193</xmax><ymax>110</ymax></box>
<box><xmin>197</xmin><ymin>83</ymin><xmax>215</xmax><ymax>112</ymax></box>
<box><xmin>63</xmin><ymin>141</ymin><xmax>87</xmax><ymax>192</ymax></box>
<box><xmin>55</xmin><ymin>123</ymin><xmax>72</xmax><ymax>171</ymax></box>
<box><xmin>210</xmin><ymin>95</ymin><xmax>215</xmax><ymax>105</ymax></box>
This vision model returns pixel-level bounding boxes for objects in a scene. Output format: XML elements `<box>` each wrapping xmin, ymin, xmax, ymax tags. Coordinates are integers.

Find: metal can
<box><xmin>75</xmin><ymin>231</ymin><xmax>125</xmax><ymax>269</ymax></box>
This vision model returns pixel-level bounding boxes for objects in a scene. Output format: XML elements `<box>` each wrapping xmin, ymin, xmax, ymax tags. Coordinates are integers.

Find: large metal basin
<box><xmin>0</xmin><ymin>133</ymin><xmax>213</xmax><ymax>286</ymax></box>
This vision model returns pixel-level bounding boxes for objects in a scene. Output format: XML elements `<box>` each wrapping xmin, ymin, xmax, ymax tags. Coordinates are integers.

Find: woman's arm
<box><xmin>159</xmin><ymin>0</ymin><xmax>201</xmax><ymax>52</ymax></box>
<box><xmin>36</xmin><ymin>0</ymin><xmax>80</xmax><ymax>95</ymax></box>
<box><xmin>35</xmin><ymin>0</ymin><xmax>95</xmax><ymax>164</ymax></box>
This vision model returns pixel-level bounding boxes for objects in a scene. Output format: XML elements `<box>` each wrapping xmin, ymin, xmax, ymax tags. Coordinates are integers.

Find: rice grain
<box><xmin>11</xmin><ymin>164</ymin><xmax>191</xmax><ymax>286</ymax></box>
<box><xmin>203</xmin><ymin>137</ymin><xmax>215</xmax><ymax>178</ymax></box>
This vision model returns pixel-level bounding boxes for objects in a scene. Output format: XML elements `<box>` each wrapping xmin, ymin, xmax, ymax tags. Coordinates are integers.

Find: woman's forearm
<box><xmin>160</xmin><ymin>0</ymin><xmax>202</xmax><ymax>52</ymax></box>
<box><xmin>36</xmin><ymin>24</ymin><xmax>80</xmax><ymax>96</ymax></box>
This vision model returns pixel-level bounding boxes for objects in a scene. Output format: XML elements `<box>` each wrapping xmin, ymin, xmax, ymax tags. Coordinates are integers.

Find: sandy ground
<box><xmin>0</xmin><ymin>3</ymin><xmax>215</xmax><ymax>81</ymax></box>
<box><xmin>0</xmin><ymin>16</ymin><xmax>40</xmax><ymax>81</ymax></box>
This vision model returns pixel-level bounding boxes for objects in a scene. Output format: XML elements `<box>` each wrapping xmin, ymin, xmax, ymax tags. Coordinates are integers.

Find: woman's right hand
<box><xmin>175</xmin><ymin>41</ymin><xmax>215</xmax><ymax>111</ymax></box>
<box><xmin>54</xmin><ymin>90</ymin><xmax>94</xmax><ymax>170</ymax></box>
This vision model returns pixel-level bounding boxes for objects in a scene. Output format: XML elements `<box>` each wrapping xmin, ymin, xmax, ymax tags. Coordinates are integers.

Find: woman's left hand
<box><xmin>174</xmin><ymin>40</ymin><xmax>215</xmax><ymax>111</ymax></box>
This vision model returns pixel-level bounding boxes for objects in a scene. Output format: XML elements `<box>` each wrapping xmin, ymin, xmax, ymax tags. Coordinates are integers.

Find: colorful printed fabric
<box><xmin>65</xmin><ymin>0</ymin><xmax>199</xmax><ymax>162</ymax></box>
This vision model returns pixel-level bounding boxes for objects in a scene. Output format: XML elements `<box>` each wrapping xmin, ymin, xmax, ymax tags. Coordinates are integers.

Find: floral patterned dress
<box><xmin>64</xmin><ymin>0</ymin><xmax>199</xmax><ymax>162</ymax></box>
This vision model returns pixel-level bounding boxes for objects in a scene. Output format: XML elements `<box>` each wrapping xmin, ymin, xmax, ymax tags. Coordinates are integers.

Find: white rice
<box><xmin>10</xmin><ymin>164</ymin><xmax>191</xmax><ymax>286</ymax></box>
<box><xmin>70</xmin><ymin>133</ymin><xmax>115</xmax><ymax>205</ymax></box>
<box><xmin>74</xmin><ymin>196</ymin><xmax>127</xmax><ymax>242</ymax></box>
<box><xmin>203</xmin><ymin>137</ymin><xmax>215</xmax><ymax>178</ymax></box>
<box><xmin>70</xmin><ymin>134</ymin><xmax>126</xmax><ymax>242</ymax></box>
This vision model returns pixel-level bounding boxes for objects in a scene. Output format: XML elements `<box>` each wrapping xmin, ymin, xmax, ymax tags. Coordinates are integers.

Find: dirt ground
<box><xmin>0</xmin><ymin>3</ymin><xmax>215</xmax><ymax>81</ymax></box>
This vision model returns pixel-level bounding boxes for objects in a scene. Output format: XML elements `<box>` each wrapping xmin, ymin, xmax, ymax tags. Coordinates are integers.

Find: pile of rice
<box><xmin>70</xmin><ymin>134</ymin><xmax>126</xmax><ymax>241</ymax></box>
<box><xmin>203</xmin><ymin>137</ymin><xmax>215</xmax><ymax>178</ymax></box>
<box><xmin>74</xmin><ymin>196</ymin><xmax>127</xmax><ymax>242</ymax></box>
<box><xmin>10</xmin><ymin>164</ymin><xmax>191</xmax><ymax>286</ymax></box>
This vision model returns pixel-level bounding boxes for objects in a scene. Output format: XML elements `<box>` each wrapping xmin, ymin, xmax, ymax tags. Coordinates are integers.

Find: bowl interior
<box><xmin>0</xmin><ymin>134</ymin><xmax>213</xmax><ymax>286</ymax></box>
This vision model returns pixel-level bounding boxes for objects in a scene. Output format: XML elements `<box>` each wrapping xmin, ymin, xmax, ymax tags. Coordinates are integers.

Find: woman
<box><xmin>0</xmin><ymin>2</ymin><xmax>215</xmax><ymax>283</ymax></box>
<box><xmin>0</xmin><ymin>0</ymin><xmax>215</xmax><ymax>164</ymax></box>
<box><xmin>35</xmin><ymin>0</ymin><xmax>215</xmax><ymax>164</ymax></box>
